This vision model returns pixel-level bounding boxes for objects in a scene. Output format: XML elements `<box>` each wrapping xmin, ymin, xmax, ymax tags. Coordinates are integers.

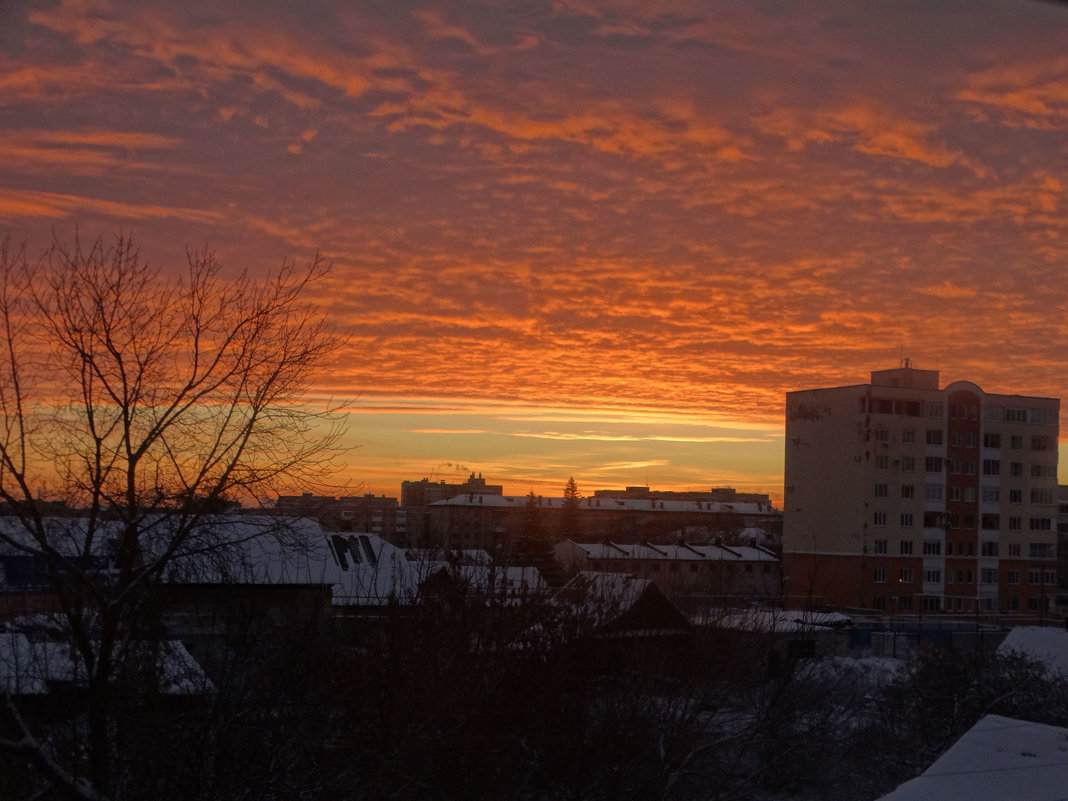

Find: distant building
<box><xmin>593</xmin><ymin>485</ymin><xmax>773</xmax><ymax>508</ymax></box>
<box><xmin>555</xmin><ymin>539</ymin><xmax>780</xmax><ymax>610</ymax></box>
<box><xmin>400</xmin><ymin>473</ymin><xmax>503</xmax><ymax>545</ymax></box>
<box><xmin>274</xmin><ymin>493</ymin><xmax>407</xmax><ymax>539</ymax></box>
<box><xmin>426</xmin><ymin>492</ymin><xmax>781</xmax><ymax>554</ymax></box>
<box><xmin>783</xmin><ymin>364</ymin><xmax>1060</xmax><ymax>615</ymax></box>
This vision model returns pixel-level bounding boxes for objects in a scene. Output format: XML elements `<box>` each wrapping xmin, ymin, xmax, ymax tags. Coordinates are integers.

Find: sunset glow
<box><xmin>3</xmin><ymin>0</ymin><xmax>1067</xmax><ymax>502</ymax></box>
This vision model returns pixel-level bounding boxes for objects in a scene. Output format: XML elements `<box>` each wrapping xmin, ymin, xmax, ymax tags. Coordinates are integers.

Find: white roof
<box><xmin>877</xmin><ymin>715</ymin><xmax>1068</xmax><ymax>801</ymax></box>
<box><xmin>998</xmin><ymin>627</ymin><xmax>1068</xmax><ymax>676</ymax></box>
<box><xmin>0</xmin><ymin>515</ymin><xmax>438</xmax><ymax>606</ymax></box>
<box><xmin>566</xmin><ymin>540</ymin><xmax>777</xmax><ymax>562</ymax></box>
<box><xmin>454</xmin><ymin>564</ymin><xmax>546</xmax><ymax>598</ymax></box>
<box><xmin>0</xmin><ymin>624</ymin><xmax>211</xmax><ymax>695</ymax></box>
<box><xmin>699</xmin><ymin>608</ymin><xmax>851</xmax><ymax>632</ymax></box>
<box><xmin>433</xmin><ymin>494</ymin><xmax>773</xmax><ymax>515</ymax></box>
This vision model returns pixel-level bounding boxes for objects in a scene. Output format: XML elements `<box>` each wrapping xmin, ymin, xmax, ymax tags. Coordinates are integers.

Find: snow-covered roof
<box><xmin>698</xmin><ymin>608</ymin><xmax>852</xmax><ymax>633</ymax></box>
<box><xmin>453</xmin><ymin>564</ymin><xmax>546</xmax><ymax>598</ymax></box>
<box><xmin>405</xmin><ymin>548</ymin><xmax>493</xmax><ymax>565</ymax></box>
<box><xmin>564</xmin><ymin>540</ymin><xmax>778</xmax><ymax>562</ymax></box>
<box><xmin>0</xmin><ymin>515</ymin><xmax>437</xmax><ymax>607</ymax></box>
<box><xmin>433</xmin><ymin>494</ymin><xmax>775</xmax><ymax>515</ymax></box>
<box><xmin>162</xmin><ymin>519</ymin><xmax>438</xmax><ymax>606</ymax></box>
<box><xmin>997</xmin><ymin>626</ymin><xmax>1068</xmax><ymax>676</ymax></box>
<box><xmin>0</xmin><ymin>622</ymin><xmax>211</xmax><ymax>696</ymax></box>
<box><xmin>876</xmin><ymin>715</ymin><xmax>1068</xmax><ymax>801</ymax></box>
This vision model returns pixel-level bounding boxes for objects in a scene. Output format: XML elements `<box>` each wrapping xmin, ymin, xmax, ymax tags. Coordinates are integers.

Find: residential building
<box><xmin>425</xmin><ymin>492</ymin><xmax>781</xmax><ymax>553</ymax></box>
<box><xmin>783</xmin><ymin>364</ymin><xmax>1059</xmax><ymax>615</ymax></box>
<box><xmin>400</xmin><ymin>473</ymin><xmax>503</xmax><ymax>545</ymax></box>
<box><xmin>274</xmin><ymin>492</ymin><xmax>407</xmax><ymax>539</ymax></box>
<box><xmin>555</xmin><ymin>539</ymin><xmax>780</xmax><ymax>610</ymax></box>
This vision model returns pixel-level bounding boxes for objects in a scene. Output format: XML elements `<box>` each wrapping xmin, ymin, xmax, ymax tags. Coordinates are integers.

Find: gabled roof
<box><xmin>554</xmin><ymin>571</ymin><xmax>690</xmax><ymax>636</ymax></box>
<box><xmin>0</xmin><ymin>515</ymin><xmax>436</xmax><ymax>607</ymax></box>
<box><xmin>876</xmin><ymin>715</ymin><xmax>1068</xmax><ymax>801</ymax></box>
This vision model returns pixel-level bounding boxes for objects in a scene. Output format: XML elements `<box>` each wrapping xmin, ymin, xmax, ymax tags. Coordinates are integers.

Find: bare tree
<box><xmin>0</xmin><ymin>233</ymin><xmax>345</xmax><ymax>800</ymax></box>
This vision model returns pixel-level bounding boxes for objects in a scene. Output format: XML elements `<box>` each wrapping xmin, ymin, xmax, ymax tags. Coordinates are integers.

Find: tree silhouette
<box><xmin>0</xmin><ymin>233</ymin><xmax>345</xmax><ymax>800</ymax></box>
<box><xmin>560</xmin><ymin>475</ymin><xmax>583</xmax><ymax>541</ymax></box>
<box><xmin>512</xmin><ymin>491</ymin><xmax>562</xmax><ymax>587</ymax></box>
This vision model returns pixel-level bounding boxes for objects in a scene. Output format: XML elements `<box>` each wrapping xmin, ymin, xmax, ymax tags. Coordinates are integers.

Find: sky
<box><xmin>2</xmin><ymin>0</ymin><xmax>1067</xmax><ymax>504</ymax></box>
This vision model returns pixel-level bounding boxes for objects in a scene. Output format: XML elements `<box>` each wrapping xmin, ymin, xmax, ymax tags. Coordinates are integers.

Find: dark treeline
<box><xmin>6</xmin><ymin>582</ymin><xmax>1068</xmax><ymax>801</ymax></box>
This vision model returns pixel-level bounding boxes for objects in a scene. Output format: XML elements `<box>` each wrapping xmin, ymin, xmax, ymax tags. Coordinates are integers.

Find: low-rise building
<box><xmin>555</xmin><ymin>539</ymin><xmax>780</xmax><ymax>610</ymax></box>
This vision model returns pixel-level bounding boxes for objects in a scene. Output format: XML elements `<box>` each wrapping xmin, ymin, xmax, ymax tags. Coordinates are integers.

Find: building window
<box><xmin>923</xmin><ymin>540</ymin><xmax>942</xmax><ymax>555</ymax></box>
<box><xmin>981</xmin><ymin>540</ymin><xmax>999</xmax><ymax>556</ymax></box>
<box><xmin>1005</xmin><ymin>408</ymin><xmax>1027</xmax><ymax>423</ymax></box>
<box><xmin>949</xmin><ymin>487</ymin><xmax>962</xmax><ymax>502</ymax></box>
<box><xmin>966</xmin><ymin>433</ymin><xmax>977</xmax><ymax>448</ymax></box>
<box><xmin>1031</xmin><ymin>489</ymin><xmax>1055</xmax><ymax>505</ymax></box>
<box><xmin>950</xmin><ymin>431</ymin><xmax>962</xmax><ymax>446</ymax></box>
<box><xmin>901</xmin><ymin>484</ymin><xmax>914</xmax><ymax>499</ymax></box>
<box><xmin>874</xmin><ymin>539</ymin><xmax>888</xmax><ymax>554</ymax></box>
<box><xmin>947</xmin><ymin>458</ymin><xmax>961</xmax><ymax>475</ymax></box>
<box><xmin>983</xmin><ymin>433</ymin><xmax>1001</xmax><ymax>448</ymax></box>
<box><xmin>981</xmin><ymin>515</ymin><xmax>1000</xmax><ymax>531</ymax></box>
<box><xmin>1009</xmin><ymin>489</ymin><xmax>1022</xmax><ymax>504</ymax></box>
<box><xmin>1031</xmin><ymin>436</ymin><xmax>1056</xmax><ymax>451</ymax></box>
<box><xmin>1045</xmin><ymin>570</ymin><xmax>1057</xmax><ymax>585</ymax></box>
<box><xmin>873</xmin><ymin>595</ymin><xmax>886</xmax><ymax>609</ymax></box>
<box><xmin>1031</xmin><ymin>409</ymin><xmax>1058</xmax><ymax>425</ymax></box>
<box><xmin>981</xmin><ymin>487</ymin><xmax>1000</xmax><ymax>503</ymax></box>
<box><xmin>874</xmin><ymin>483</ymin><xmax>888</xmax><ymax>498</ymax></box>
<box><xmin>1010</xmin><ymin>434</ymin><xmax>1023</xmax><ymax>449</ymax></box>
<box><xmin>901</xmin><ymin>456</ymin><xmax>916</xmax><ymax>472</ymax></box>
<box><xmin>900</xmin><ymin>595</ymin><xmax>913</xmax><ymax>610</ymax></box>
<box><xmin>875</xmin><ymin>454</ymin><xmax>889</xmax><ymax>470</ymax></box>
<box><xmin>925</xmin><ymin>484</ymin><xmax>943</xmax><ymax>501</ymax></box>
<box><xmin>1008</xmin><ymin>570</ymin><xmax>1020</xmax><ymax>585</ymax></box>
<box><xmin>874</xmin><ymin>567</ymin><xmax>886</xmax><ymax>583</ymax></box>
<box><xmin>982</xmin><ymin>459</ymin><xmax>1000</xmax><ymax>476</ymax></box>
<box><xmin>981</xmin><ymin>569</ymin><xmax>997</xmax><ymax>585</ymax></box>
<box><xmin>902</xmin><ymin>429</ymin><xmax>916</xmax><ymax>443</ymax></box>
<box><xmin>1031</xmin><ymin>464</ymin><xmax>1057</xmax><ymax>479</ymax></box>
<box><xmin>899</xmin><ymin>539</ymin><xmax>913</xmax><ymax>554</ymax></box>
<box><xmin>926</xmin><ymin>456</ymin><xmax>944</xmax><ymax>473</ymax></box>
<box><xmin>1029</xmin><ymin>570</ymin><xmax>1041</xmax><ymax>585</ymax></box>
<box><xmin>901</xmin><ymin>513</ymin><xmax>914</xmax><ymax>528</ymax></box>
<box><xmin>1010</xmin><ymin>462</ymin><xmax>1023</xmax><ymax>477</ymax></box>
<box><xmin>874</xmin><ymin>512</ymin><xmax>887</xmax><ymax>526</ymax></box>
<box><xmin>1029</xmin><ymin>518</ymin><xmax>1053</xmax><ymax>532</ymax></box>
<box><xmin>926</xmin><ymin>429</ymin><xmax>944</xmax><ymax>446</ymax></box>
<box><xmin>924</xmin><ymin>512</ymin><xmax>942</xmax><ymax>528</ymax></box>
<box><xmin>1029</xmin><ymin>543</ymin><xmax>1055</xmax><ymax>559</ymax></box>
<box><xmin>1009</xmin><ymin>543</ymin><xmax>1021</xmax><ymax>557</ymax></box>
<box><xmin>925</xmin><ymin>403</ymin><xmax>944</xmax><ymax>418</ymax></box>
<box><xmin>899</xmin><ymin>568</ymin><xmax>912</xmax><ymax>583</ymax></box>
<box><xmin>1008</xmin><ymin>597</ymin><xmax>1019</xmax><ymax>611</ymax></box>
<box><xmin>924</xmin><ymin>569</ymin><xmax>941</xmax><ymax>583</ymax></box>
<box><xmin>964</xmin><ymin>488</ymin><xmax>976</xmax><ymax>503</ymax></box>
<box><xmin>1009</xmin><ymin>516</ymin><xmax>1022</xmax><ymax>531</ymax></box>
<box><xmin>876</xmin><ymin>427</ymin><xmax>890</xmax><ymax>443</ymax></box>
<box><xmin>947</xmin><ymin>570</ymin><xmax>954</xmax><ymax>584</ymax></box>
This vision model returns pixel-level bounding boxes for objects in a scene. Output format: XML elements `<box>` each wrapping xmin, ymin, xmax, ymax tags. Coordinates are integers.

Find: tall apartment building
<box><xmin>783</xmin><ymin>364</ymin><xmax>1060</xmax><ymax>615</ymax></box>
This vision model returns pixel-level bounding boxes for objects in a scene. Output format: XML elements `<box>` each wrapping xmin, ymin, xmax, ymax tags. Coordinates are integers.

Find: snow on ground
<box><xmin>875</xmin><ymin>714</ymin><xmax>1068</xmax><ymax>801</ymax></box>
